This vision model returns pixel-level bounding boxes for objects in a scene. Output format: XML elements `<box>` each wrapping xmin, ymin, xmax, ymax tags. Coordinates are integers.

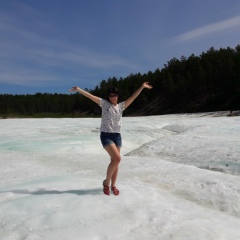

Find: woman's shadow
<box><xmin>1</xmin><ymin>188</ymin><xmax>102</xmax><ymax>196</ymax></box>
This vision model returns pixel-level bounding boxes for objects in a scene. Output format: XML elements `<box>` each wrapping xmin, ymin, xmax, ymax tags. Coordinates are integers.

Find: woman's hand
<box><xmin>142</xmin><ymin>82</ymin><xmax>153</xmax><ymax>89</ymax></box>
<box><xmin>69</xmin><ymin>86</ymin><xmax>79</xmax><ymax>92</ymax></box>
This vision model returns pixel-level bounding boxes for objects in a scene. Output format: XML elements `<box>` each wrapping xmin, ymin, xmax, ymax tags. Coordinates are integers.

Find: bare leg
<box><xmin>111</xmin><ymin>147</ymin><xmax>121</xmax><ymax>187</ymax></box>
<box><xmin>103</xmin><ymin>144</ymin><xmax>121</xmax><ymax>186</ymax></box>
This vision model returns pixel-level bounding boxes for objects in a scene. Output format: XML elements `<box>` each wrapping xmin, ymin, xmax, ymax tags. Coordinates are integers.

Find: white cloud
<box><xmin>0</xmin><ymin>63</ymin><xmax>59</xmax><ymax>86</ymax></box>
<box><xmin>176</xmin><ymin>16</ymin><xmax>240</xmax><ymax>42</ymax></box>
<box><xmin>0</xmin><ymin>11</ymin><xmax>140</xmax><ymax>87</ymax></box>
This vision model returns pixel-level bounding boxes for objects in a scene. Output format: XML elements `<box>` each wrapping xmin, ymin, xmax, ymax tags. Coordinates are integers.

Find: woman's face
<box><xmin>109</xmin><ymin>94</ymin><xmax>118</xmax><ymax>105</ymax></box>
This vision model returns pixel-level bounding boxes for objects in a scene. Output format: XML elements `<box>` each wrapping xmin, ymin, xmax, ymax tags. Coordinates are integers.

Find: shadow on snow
<box><xmin>1</xmin><ymin>188</ymin><xmax>102</xmax><ymax>196</ymax></box>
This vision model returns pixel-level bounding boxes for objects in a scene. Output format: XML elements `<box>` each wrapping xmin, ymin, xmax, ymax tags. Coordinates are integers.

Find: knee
<box><xmin>113</xmin><ymin>155</ymin><xmax>121</xmax><ymax>163</ymax></box>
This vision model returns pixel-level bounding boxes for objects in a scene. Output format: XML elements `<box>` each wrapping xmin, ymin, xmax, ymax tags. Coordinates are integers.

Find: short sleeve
<box><xmin>119</xmin><ymin>101</ymin><xmax>125</xmax><ymax>111</ymax></box>
<box><xmin>99</xmin><ymin>98</ymin><xmax>105</xmax><ymax>107</ymax></box>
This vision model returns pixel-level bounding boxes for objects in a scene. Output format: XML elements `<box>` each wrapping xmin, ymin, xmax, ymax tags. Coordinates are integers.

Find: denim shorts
<box><xmin>100</xmin><ymin>132</ymin><xmax>122</xmax><ymax>148</ymax></box>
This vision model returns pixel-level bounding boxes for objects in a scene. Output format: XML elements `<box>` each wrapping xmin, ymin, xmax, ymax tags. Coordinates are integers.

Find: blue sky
<box><xmin>1</xmin><ymin>0</ymin><xmax>240</xmax><ymax>94</ymax></box>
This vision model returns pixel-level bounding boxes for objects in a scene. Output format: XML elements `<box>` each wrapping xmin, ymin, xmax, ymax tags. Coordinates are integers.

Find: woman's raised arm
<box><xmin>124</xmin><ymin>82</ymin><xmax>152</xmax><ymax>109</ymax></box>
<box><xmin>69</xmin><ymin>86</ymin><xmax>100</xmax><ymax>105</ymax></box>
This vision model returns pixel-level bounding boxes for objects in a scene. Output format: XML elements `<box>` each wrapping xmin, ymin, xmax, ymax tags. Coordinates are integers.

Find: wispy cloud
<box><xmin>0</xmin><ymin>6</ymin><xmax>139</xmax><ymax>87</ymax></box>
<box><xmin>175</xmin><ymin>16</ymin><xmax>240</xmax><ymax>42</ymax></box>
<box><xmin>0</xmin><ymin>64</ymin><xmax>59</xmax><ymax>87</ymax></box>
<box><xmin>31</xmin><ymin>47</ymin><xmax>140</xmax><ymax>69</ymax></box>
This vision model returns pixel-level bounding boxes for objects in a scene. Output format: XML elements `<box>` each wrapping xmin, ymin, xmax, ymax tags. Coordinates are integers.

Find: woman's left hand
<box><xmin>142</xmin><ymin>82</ymin><xmax>153</xmax><ymax>89</ymax></box>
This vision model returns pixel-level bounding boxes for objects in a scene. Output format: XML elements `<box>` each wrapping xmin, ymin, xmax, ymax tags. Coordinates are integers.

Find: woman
<box><xmin>69</xmin><ymin>82</ymin><xmax>152</xmax><ymax>196</ymax></box>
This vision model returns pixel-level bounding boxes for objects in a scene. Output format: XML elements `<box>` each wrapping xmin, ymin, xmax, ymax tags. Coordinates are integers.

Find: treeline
<box><xmin>0</xmin><ymin>92</ymin><xmax>97</xmax><ymax>117</ymax></box>
<box><xmin>0</xmin><ymin>45</ymin><xmax>240</xmax><ymax>117</ymax></box>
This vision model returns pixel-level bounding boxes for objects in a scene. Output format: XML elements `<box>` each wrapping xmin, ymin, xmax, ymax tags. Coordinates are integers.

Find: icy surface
<box><xmin>0</xmin><ymin>114</ymin><xmax>240</xmax><ymax>240</ymax></box>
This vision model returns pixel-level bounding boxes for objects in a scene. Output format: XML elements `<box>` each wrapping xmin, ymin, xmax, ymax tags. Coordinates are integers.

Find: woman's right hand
<box><xmin>69</xmin><ymin>86</ymin><xmax>79</xmax><ymax>92</ymax></box>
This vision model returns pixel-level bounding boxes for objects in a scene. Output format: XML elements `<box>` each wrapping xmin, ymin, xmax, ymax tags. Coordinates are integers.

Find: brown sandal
<box><xmin>103</xmin><ymin>181</ymin><xmax>110</xmax><ymax>195</ymax></box>
<box><xmin>111</xmin><ymin>186</ymin><xmax>119</xmax><ymax>196</ymax></box>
